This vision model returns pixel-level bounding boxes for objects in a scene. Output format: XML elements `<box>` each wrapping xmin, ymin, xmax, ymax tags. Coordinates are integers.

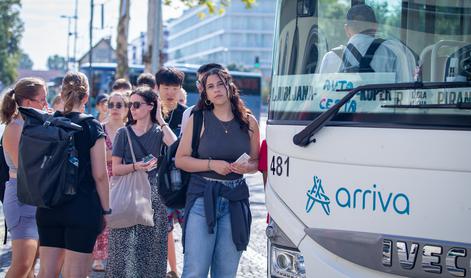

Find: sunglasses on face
<box><xmin>107</xmin><ymin>102</ymin><xmax>125</xmax><ymax>109</ymax></box>
<box><xmin>129</xmin><ymin>101</ymin><xmax>150</xmax><ymax>109</ymax></box>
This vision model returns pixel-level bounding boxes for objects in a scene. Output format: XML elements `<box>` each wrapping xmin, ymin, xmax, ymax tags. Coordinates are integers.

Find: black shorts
<box><xmin>36</xmin><ymin>191</ymin><xmax>104</xmax><ymax>253</ymax></box>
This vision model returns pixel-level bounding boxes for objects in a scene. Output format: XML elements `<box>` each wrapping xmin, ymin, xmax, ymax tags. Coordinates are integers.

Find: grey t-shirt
<box><xmin>112</xmin><ymin>124</ymin><xmax>163</xmax><ymax>176</ymax></box>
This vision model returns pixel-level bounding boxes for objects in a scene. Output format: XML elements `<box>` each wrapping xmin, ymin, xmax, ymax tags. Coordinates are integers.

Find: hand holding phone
<box><xmin>142</xmin><ymin>154</ymin><xmax>158</xmax><ymax>171</ymax></box>
<box><xmin>234</xmin><ymin>153</ymin><xmax>250</xmax><ymax>165</ymax></box>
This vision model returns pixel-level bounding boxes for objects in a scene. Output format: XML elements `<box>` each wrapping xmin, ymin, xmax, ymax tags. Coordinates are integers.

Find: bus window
<box><xmin>270</xmin><ymin>0</ymin><xmax>471</xmax><ymax>124</ymax></box>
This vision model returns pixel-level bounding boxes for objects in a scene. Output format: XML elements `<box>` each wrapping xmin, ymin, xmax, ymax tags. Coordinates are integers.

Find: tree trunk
<box><xmin>145</xmin><ymin>0</ymin><xmax>162</xmax><ymax>73</ymax></box>
<box><xmin>116</xmin><ymin>0</ymin><xmax>130</xmax><ymax>80</ymax></box>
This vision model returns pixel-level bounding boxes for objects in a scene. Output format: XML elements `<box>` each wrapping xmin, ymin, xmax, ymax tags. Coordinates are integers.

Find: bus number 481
<box><xmin>270</xmin><ymin>156</ymin><xmax>290</xmax><ymax>177</ymax></box>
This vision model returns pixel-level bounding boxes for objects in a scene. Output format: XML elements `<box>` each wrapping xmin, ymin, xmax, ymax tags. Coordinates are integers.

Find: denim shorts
<box><xmin>3</xmin><ymin>179</ymin><xmax>39</xmax><ymax>240</ymax></box>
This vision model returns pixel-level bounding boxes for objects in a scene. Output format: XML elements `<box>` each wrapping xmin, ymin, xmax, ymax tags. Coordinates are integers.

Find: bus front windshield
<box><xmin>270</xmin><ymin>0</ymin><xmax>471</xmax><ymax>126</ymax></box>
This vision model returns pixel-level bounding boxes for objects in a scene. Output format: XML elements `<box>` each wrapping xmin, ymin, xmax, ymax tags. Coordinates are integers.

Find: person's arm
<box><xmin>112</xmin><ymin>156</ymin><xmax>152</xmax><ymax>176</ymax></box>
<box><xmin>3</xmin><ymin>123</ymin><xmax>22</xmax><ymax>168</ymax></box>
<box><xmin>179</xmin><ymin>107</ymin><xmax>192</xmax><ymax>137</ymax></box>
<box><xmin>230</xmin><ymin>115</ymin><xmax>260</xmax><ymax>174</ymax></box>
<box><xmin>175</xmin><ymin>114</ymin><xmax>231</xmax><ymax>175</ymax></box>
<box><xmin>111</xmin><ymin>128</ymin><xmax>153</xmax><ymax>176</ymax></box>
<box><xmin>155</xmin><ymin>97</ymin><xmax>177</xmax><ymax>147</ymax></box>
<box><xmin>90</xmin><ymin>138</ymin><xmax>110</xmax><ymax>212</ymax></box>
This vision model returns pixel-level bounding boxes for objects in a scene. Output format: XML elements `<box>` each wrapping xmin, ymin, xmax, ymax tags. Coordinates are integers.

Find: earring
<box><xmin>205</xmin><ymin>99</ymin><xmax>212</xmax><ymax>106</ymax></box>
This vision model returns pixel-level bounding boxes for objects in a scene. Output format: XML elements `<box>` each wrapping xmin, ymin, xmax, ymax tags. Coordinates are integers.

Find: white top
<box><xmin>319</xmin><ymin>34</ymin><xmax>417</xmax><ymax>82</ymax></box>
<box><xmin>180</xmin><ymin>104</ymin><xmax>195</xmax><ymax>136</ymax></box>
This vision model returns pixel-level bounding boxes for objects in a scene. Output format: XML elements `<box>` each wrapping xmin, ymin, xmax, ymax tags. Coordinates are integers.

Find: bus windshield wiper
<box><xmin>382</xmin><ymin>103</ymin><xmax>471</xmax><ymax>109</ymax></box>
<box><xmin>293</xmin><ymin>81</ymin><xmax>471</xmax><ymax>147</ymax></box>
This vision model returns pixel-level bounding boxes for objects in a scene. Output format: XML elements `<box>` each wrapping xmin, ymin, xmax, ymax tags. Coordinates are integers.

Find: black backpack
<box><xmin>17</xmin><ymin>107</ymin><xmax>93</xmax><ymax>208</ymax></box>
<box><xmin>340</xmin><ymin>38</ymin><xmax>385</xmax><ymax>72</ymax></box>
<box><xmin>158</xmin><ymin>110</ymin><xmax>203</xmax><ymax>209</ymax></box>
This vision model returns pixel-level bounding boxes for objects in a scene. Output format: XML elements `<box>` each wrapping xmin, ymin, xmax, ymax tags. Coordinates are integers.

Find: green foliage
<box><xmin>226</xmin><ymin>63</ymin><xmax>251</xmax><ymax>72</ymax></box>
<box><xmin>163</xmin><ymin>0</ymin><xmax>255</xmax><ymax>15</ymax></box>
<box><xmin>47</xmin><ymin>55</ymin><xmax>67</xmax><ymax>71</ymax></box>
<box><xmin>0</xmin><ymin>0</ymin><xmax>24</xmax><ymax>86</ymax></box>
<box><xmin>19</xmin><ymin>51</ymin><xmax>34</xmax><ymax>70</ymax></box>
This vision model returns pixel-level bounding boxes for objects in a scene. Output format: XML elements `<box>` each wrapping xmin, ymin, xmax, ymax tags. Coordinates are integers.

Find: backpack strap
<box><xmin>341</xmin><ymin>43</ymin><xmax>363</xmax><ymax>69</ymax></box>
<box><xmin>359</xmin><ymin>38</ymin><xmax>385</xmax><ymax>71</ymax></box>
<box><xmin>191</xmin><ymin>110</ymin><xmax>203</xmax><ymax>158</ymax></box>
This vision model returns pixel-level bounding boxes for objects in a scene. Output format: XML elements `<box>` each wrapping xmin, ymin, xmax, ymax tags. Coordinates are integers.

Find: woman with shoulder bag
<box><xmin>106</xmin><ymin>86</ymin><xmax>177</xmax><ymax>277</ymax></box>
<box><xmin>175</xmin><ymin>68</ymin><xmax>260</xmax><ymax>278</ymax></box>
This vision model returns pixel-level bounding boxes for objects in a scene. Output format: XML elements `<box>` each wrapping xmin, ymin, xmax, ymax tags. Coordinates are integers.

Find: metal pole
<box><xmin>88</xmin><ymin>0</ymin><xmax>94</xmax><ymax>113</ymax></box>
<box><xmin>66</xmin><ymin>17</ymin><xmax>71</xmax><ymax>71</ymax></box>
<box><xmin>73</xmin><ymin>0</ymin><xmax>78</xmax><ymax>70</ymax></box>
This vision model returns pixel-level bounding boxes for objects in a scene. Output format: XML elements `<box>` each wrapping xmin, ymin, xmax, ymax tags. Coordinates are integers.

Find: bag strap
<box><xmin>127</xmin><ymin>125</ymin><xmax>153</xmax><ymax>155</ymax></box>
<box><xmin>124</xmin><ymin>127</ymin><xmax>137</xmax><ymax>163</ymax></box>
<box><xmin>191</xmin><ymin>110</ymin><xmax>204</xmax><ymax>158</ymax></box>
<box><xmin>359</xmin><ymin>38</ymin><xmax>385</xmax><ymax>71</ymax></box>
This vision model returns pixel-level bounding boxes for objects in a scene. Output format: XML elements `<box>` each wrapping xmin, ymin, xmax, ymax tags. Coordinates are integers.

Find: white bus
<box><xmin>266</xmin><ymin>1</ymin><xmax>471</xmax><ymax>277</ymax></box>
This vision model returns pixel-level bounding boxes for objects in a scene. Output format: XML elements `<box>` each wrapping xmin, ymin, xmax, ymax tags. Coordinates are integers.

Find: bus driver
<box><xmin>319</xmin><ymin>4</ymin><xmax>416</xmax><ymax>82</ymax></box>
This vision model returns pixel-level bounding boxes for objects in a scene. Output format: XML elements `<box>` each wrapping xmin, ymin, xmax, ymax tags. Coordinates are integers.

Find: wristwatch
<box><xmin>102</xmin><ymin>208</ymin><xmax>112</xmax><ymax>215</ymax></box>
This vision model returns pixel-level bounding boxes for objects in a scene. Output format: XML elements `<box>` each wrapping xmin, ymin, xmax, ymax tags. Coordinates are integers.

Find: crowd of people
<box><xmin>0</xmin><ymin>63</ymin><xmax>266</xmax><ymax>278</ymax></box>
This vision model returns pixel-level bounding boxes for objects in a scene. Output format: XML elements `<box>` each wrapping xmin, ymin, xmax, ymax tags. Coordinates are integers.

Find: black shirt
<box><xmin>165</xmin><ymin>103</ymin><xmax>187</xmax><ymax>135</ymax></box>
<box><xmin>65</xmin><ymin>112</ymin><xmax>106</xmax><ymax>193</ymax></box>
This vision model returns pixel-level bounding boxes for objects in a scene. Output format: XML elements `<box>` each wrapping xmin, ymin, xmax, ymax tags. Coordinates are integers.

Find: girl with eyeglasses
<box><xmin>106</xmin><ymin>86</ymin><xmax>177</xmax><ymax>277</ymax></box>
<box><xmin>176</xmin><ymin>68</ymin><xmax>260</xmax><ymax>278</ymax></box>
<box><xmin>91</xmin><ymin>91</ymin><xmax>129</xmax><ymax>272</ymax></box>
<box><xmin>0</xmin><ymin>77</ymin><xmax>47</xmax><ymax>278</ymax></box>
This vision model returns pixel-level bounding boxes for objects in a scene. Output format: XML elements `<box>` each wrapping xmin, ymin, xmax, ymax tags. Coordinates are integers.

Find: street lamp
<box><xmin>60</xmin><ymin>15</ymin><xmax>77</xmax><ymax>71</ymax></box>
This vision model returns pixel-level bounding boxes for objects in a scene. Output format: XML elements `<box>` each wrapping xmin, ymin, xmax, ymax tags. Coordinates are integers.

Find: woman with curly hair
<box><xmin>176</xmin><ymin>68</ymin><xmax>260</xmax><ymax>277</ymax></box>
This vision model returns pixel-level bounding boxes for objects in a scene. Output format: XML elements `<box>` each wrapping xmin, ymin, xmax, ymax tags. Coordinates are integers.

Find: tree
<box><xmin>47</xmin><ymin>55</ymin><xmax>67</xmax><ymax>71</ymax></box>
<box><xmin>0</xmin><ymin>0</ymin><xmax>24</xmax><ymax>86</ymax></box>
<box><xmin>19</xmin><ymin>51</ymin><xmax>33</xmax><ymax>69</ymax></box>
<box><xmin>117</xmin><ymin>0</ymin><xmax>256</xmax><ymax>79</ymax></box>
<box><xmin>115</xmin><ymin>0</ymin><xmax>130</xmax><ymax>79</ymax></box>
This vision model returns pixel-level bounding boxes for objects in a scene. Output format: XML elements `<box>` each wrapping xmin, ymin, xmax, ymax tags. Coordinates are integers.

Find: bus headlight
<box><xmin>270</xmin><ymin>246</ymin><xmax>306</xmax><ymax>278</ymax></box>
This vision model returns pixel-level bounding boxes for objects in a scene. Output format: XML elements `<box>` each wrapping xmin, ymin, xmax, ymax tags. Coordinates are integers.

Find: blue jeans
<box><xmin>182</xmin><ymin>194</ymin><xmax>243</xmax><ymax>278</ymax></box>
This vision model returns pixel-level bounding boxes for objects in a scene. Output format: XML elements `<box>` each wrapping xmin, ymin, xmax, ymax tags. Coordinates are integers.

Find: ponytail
<box><xmin>61</xmin><ymin>72</ymin><xmax>89</xmax><ymax>114</ymax></box>
<box><xmin>1</xmin><ymin>89</ymin><xmax>18</xmax><ymax>124</ymax></box>
<box><xmin>0</xmin><ymin>77</ymin><xmax>45</xmax><ymax>124</ymax></box>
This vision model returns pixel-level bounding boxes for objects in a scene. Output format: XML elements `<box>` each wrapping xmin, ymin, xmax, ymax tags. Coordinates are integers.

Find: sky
<box><xmin>20</xmin><ymin>0</ymin><xmax>184</xmax><ymax>70</ymax></box>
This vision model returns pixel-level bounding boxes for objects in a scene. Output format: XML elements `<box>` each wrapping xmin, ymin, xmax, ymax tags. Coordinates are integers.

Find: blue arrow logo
<box><xmin>306</xmin><ymin>176</ymin><xmax>331</xmax><ymax>215</ymax></box>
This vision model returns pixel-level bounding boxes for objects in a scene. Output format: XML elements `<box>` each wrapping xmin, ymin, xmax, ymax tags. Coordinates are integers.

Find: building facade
<box><xmin>128</xmin><ymin>26</ymin><xmax>169</xmax><ymax>66</ymax></box>
<box><xmin>166</xmin><ymin>0</ymin><xmax>275</xmax><ymax>77</ymax></box>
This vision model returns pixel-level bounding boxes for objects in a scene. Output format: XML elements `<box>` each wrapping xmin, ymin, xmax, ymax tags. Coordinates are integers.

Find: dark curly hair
<box><xmin>197</xmin><ymin>68</ymin><xmax>251</xmax><ymax>131</ymax></box>
<box><xmin>126</xmin><ymin>86</ymin><xmax>158</xmax><ymax>125</ymax></box>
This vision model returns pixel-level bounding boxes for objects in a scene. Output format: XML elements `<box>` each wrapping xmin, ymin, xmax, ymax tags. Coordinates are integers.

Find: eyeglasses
<box><xmin>129</xmin><ymin>102</ymin><xmax>150</xmax><ymax>109</ymax></box>
<box><xmin>29</xmin><ymin>98</ymin><xmax>47</xmax><ymax>106</ymax></box>
<box><xmin>108</xmin><ymin>102</ymin><xmax>125</xmax><ymax>109</ymax></box>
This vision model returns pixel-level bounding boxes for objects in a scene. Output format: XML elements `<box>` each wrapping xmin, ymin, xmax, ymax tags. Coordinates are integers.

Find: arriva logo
<box><xmin>305</xmin><ymin>176</ymin><xmax>410</xmax><ymax>216</ymax></box>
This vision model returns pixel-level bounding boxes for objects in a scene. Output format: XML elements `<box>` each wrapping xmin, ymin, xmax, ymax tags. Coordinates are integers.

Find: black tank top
<box><xmin>197</xmin><ymin>110</ymin><xmax>251</xmax><ymax>180</ymax></box>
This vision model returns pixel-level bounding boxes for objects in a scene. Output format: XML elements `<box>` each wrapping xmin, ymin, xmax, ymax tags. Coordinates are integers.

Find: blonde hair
<box><xmin>0</xmin><ymin>77</ymin><xmax>46</xmax><ymax>124</ymax></box>
<box><xmin>61</xmin><ymin>72</ymin><xmax>89</xmax><ymax>114</ymax></box>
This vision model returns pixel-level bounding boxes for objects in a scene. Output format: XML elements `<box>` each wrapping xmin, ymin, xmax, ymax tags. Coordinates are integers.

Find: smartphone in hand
<box><xmin>142</xmin><ymin>154</ymin><xmax>158</xmax><ymax>171</ymax></box>
<box><xmin>234</xmin><ymin>153</ymin><xmax>250</xmax><ymax>165</ymax></box>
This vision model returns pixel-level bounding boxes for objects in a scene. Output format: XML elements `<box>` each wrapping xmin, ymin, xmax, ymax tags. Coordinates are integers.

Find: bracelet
<box><xmin>132</xmin><ymin>163</ymin><xmax>136</xmax><ymax>171</ymax></box>
<box><xmin>160</xmin><ymin>122</ymin><xmax>169</xmax><ymax>128</ymax></box>
<box><xmin>208</xmin><ymin>158</ymin><xmax>212</xmax><ymax>171</ymax></box>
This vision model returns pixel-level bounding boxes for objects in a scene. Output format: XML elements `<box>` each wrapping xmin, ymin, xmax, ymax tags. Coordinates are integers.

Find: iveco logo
<box><xmin>382</xmin><ymin>239</ymin><xmax>470</xmax><ymax>277</ymax></box>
